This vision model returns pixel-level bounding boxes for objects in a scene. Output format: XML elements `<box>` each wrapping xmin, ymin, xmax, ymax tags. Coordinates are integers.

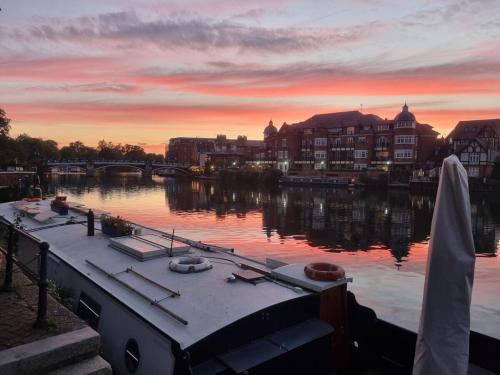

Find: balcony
<box><xmin>374</xmin><ymin>143</ymin><xmax>390</xmax><ymax>151</ymax></box>
<box><xmin>331</xmin><ymin>144</ymin><xmax>354</xmax><ymax>151</ymax></box>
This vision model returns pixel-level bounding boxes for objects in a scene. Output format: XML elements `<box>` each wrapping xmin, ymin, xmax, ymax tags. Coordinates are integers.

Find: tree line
<box><xmin>0</xmin><ymin>108</ymin><xmax>165</xmax><ymax>168</ymax></box>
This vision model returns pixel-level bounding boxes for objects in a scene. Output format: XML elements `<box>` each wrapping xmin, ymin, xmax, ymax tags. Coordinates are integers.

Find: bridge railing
<box><xmin>45</xmin><ymin>160</ymin><xmax>191</xmax><ymax>169</ymax></box>
<box><xmin>46</xmin><ymin>160</ymin><xmax>188</xmax><ymax>166</ymax></box>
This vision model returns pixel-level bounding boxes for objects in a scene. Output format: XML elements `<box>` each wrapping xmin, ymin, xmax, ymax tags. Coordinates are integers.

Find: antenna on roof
<box><xmin>360</xmin><ymin>104</ymin><xmax>363</xmax><ymax>113</ymax></box>
<box><xmin>169</xmin><ymin>227</ymin><xmax>175</xmax><ymax>257</ymax></box>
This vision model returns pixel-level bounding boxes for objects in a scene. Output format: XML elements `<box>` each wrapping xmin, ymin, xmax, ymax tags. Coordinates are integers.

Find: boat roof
<box><xmin>0</xmin><ymin>200</ymin><xmax>311</xmax><ymax>349</ymax></box>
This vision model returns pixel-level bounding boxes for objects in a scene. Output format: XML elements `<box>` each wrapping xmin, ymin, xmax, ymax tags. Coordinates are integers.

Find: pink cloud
<box><xmin>135</xmin><ymin>60</ymin><xmax>500</xmax><ymax>97</ymax></box>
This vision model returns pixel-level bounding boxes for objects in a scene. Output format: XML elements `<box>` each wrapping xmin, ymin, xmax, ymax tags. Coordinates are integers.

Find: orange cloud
<box><xmin>5</xmin><ymin>101</ymin><xmax>500</xmax><ymax>146</ymax></box>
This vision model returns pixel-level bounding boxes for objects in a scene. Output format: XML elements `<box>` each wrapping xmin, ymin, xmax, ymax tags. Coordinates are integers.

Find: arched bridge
<box><xmin>45</xmin><ymin>160</ymin><xmax>192</xmax><ymax>176</ymax></box>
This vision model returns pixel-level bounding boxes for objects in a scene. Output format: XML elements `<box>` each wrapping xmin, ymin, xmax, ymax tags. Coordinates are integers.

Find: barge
<box><xmin>0</xmin><ymin>199</ymin><xmax>351</xmax><ymax>375</ymax></box>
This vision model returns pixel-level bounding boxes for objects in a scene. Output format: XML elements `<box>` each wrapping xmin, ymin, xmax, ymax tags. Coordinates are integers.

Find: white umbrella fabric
<box><xmin>413</xmin><ymin>155</ymin><xmax>476</xmax><ymax>375</ymax></box>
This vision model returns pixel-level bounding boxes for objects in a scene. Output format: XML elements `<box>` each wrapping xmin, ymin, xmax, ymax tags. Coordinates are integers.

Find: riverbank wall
<box><xmin>0</xmin><ymin>171</ymin><xmax>36</xmax><ymax>187</ymax></box>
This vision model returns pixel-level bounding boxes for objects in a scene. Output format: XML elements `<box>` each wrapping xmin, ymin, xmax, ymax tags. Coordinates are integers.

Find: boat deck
<box><xmin>0</xmin><ymin>200</ymin><xmax>311</xmax><ymax>349</ymax></box>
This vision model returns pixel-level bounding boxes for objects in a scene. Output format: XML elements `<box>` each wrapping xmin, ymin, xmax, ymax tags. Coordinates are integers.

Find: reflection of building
<box><xmin>167</xmin><ymin>135</ymin><xmax>264</xmax><ymax>166</ymax></box>
<box><xmin>447</xmin><ymin>119</ymin><xmax>500</xmax><ymax>177</ymax></box>
<box><xmin>470</xmin><ymin>202</ymin><xmax>497</xmax><ymax>254</ymax></box>
<box><xmin>263</xmin><ymin>104</ymin><xmax>438</xmax><ymax>174</ymax></box>
<box><xmin>161</xmin><ymin>179</ymin><xmax>498</xmax><ymax>260</ymax></box>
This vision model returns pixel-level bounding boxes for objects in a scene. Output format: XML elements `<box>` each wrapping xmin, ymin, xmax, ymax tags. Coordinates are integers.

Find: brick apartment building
<box><xmin>167</xmin><ymin>135</ymin><xmax>263</xmax><ymax>167</ymax></box>
<box><xmin>262</xmin><ymin>104</ymin><xmax>439</xmax><ymax>174</ymax></box>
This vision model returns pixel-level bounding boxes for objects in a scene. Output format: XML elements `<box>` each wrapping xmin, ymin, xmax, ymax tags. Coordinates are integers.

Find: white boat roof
<box><xmin>0</xmin><ymin>200</ymin><xmax>311</xmax><ymax>349</ymax></box>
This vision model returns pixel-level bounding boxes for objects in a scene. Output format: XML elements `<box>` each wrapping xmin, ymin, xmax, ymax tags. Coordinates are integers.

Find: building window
<box><xmin>394</xmin><ymin>149</ymin><xmax>413</xmax><ymax>159</ymax></box>
<box><xmin>357</xmin><ymin>136</ymin><xmax>366</xmax><ymax>143</ymax></box>
<box><xmin>277</xmin><ymin>150</ymin><xmax>288</xmax><ymax>159</ymax></box>
<box><xmin>281</xmin><ymin>138</ymin><xmax>287</xmax><ymax>147</ymax></box>
<box><xmin>304</xmin><ymin>129</ymin><xmax>313</xmax><ymax>135</ymax></box>
<box><xmin>125</xmin><ymin>339</ymin><xmax>140</xmax><ymax>373</ymax></box>
<box><xmin>378</xmin><ymin>124</ymin><xmax>390</xmax><ymax>131</ymax></box>
<box><xmin>347</xmin><ymin>137</ymin><xmax>354</xmax><ymax>145</ymax></box>
<box><xmin>376</xmin><ymin>137</ymin><xmax>388</xmax><ymax>147</ymax></box>
<box><xmin>333</xmin><ymin>138</ymin><xmax>341</xmax><ymax>147</ymax></box>
<box><xmin>315</xmin><ymin>161</ymin><xmax>326</xmax><ymax>170</ymax></box>
<box><xmin>470</xmin><ymin>153</ymin><xmax>480</xmax><ymax>164</ymax></box>
<box><xmin>314</xmin><ymin>138</ymin><xmax>327</xmax><ymax>146</ymax></box>
<box><xmin>355</xmin><ymin>150</ymin><xmax>368</xmax><ymax>159</ymax></box>
<box><xmin>77</xmin><ymin>292</ymin><xmax>101</xmax><ymax>330</ymax></box>
<box><xmin>314</xmin><ymin>151</ymin><xmax>327</xmax><ymax>159</ymax></box>
<box><xmin>346</xmin><ymin>127</ymin><xmax>355</xmax><ymax>135</ymax></box>
<box><xmin>301</xmin><ymin>139</ymin><xmax>312</xmax><ymax>148</ymax></box>
<box><xmin>468</xmin><ymin>166</ymin><xmax>480</xmax><ymax>177</ymax></box>
<box><xmin>354</xmin><ymin>164</ymin><xmax>367</xmax><ymax>170</ymax></box>
<box><xmin>395</xmin><ymin>121</ymin><xmax>414</xmax><ymax>129</ymax></box>
<box><xmin>395</xmin><ymin>135</ymin><xmax>416</xmax><ymax>144</ymax></box>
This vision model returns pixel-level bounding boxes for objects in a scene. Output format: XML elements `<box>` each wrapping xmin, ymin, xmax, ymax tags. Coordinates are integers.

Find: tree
<box><xmin>0</xmin><ymin>136</ymin><xmax>19</xmax><ymax>167</ymax></box>
<box><xmin>122</xmin><ymin>144</ymin><xmax>146</xmax><ymax>161</ymax></box>
<box><xmin>97</xmin><ymin>140</ymin><xmax>122</xmax><ymax>160</ymax></box>
<box><xmin>60</xmin><ymin>141</ymin><xmax>98</xmax><ymax>160</ymax></box>
<box><xmin>15</xmin><ymin>134</ymin><xmax>59</xmax><ymax>164</ymax></box>
<box><xmin>0</xmin><ymin>108</ymin><xmax>11</xmax><ymax>138</ymax></box>
<box><xmin>145</xmin><ymin>153</ymin><xmax>165</xmax><ymax>163</ymax></box>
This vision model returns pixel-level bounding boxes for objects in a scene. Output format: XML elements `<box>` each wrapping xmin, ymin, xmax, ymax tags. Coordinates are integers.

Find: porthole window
<box><xmin>125</xmin><ymin>339</ymin><xmax>140</xmax><ymax>373</ymax></box>
<box><xmin>76</xmin><ymin>292</ymin><xmax>101</xmax><ymax>330</ymax></box>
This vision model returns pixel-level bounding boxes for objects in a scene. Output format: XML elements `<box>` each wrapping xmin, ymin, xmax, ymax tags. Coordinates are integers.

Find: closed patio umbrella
<box><xmin>413</xmin><ymin>155</ymin><xmax>476</xmax><ymax>375</ymax></box>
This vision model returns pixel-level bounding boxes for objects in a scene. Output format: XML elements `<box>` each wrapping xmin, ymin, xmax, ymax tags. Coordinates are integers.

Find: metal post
<box><xmin>1</xmin><ymin>224</ymin><xmax>14</xmax><ymax>292</ymax></box>
<box><xmin>34</xmin><ymin>241</ymin><xmax>49</xmax><ymax>328</ymax></box>
<box><xmin>170</xmin><ymin>228</ymin><xmax>175</xmax><ymax>257</ymax></box>
<box><xmin>87</xmin><ymin>209</ymin><xmax>95</xmax><ymax>236</ymax></box>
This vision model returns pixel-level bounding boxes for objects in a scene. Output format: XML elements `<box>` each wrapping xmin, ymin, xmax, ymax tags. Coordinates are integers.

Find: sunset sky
<box><xmin>1</xmin><ymin>0</ymin><xmax>500</xmax><ymax>153</ymax></box>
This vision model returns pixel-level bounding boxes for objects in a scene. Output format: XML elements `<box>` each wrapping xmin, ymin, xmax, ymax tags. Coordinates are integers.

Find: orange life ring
<box><xmin>304</xmin><ymin>263</ymin><xmax>345</xmax><ymax>281</ymax></box>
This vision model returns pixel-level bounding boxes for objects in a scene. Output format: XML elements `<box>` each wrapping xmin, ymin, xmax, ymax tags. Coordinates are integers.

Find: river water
<box><xmin>45</xmin><ymin>173</ymin><xmax>500</xmax><ymax>339</ymax></box>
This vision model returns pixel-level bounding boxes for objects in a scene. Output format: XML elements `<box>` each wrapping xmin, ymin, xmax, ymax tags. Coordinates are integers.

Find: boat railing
<box><xmin>0</xmin><ymin>216</ymin><xmax>49</xmax><ymax>328</ymax></box>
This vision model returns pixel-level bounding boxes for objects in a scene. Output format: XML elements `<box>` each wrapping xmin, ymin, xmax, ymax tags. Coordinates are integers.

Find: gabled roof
<box><xmin>294</xmin><ymin>111</ymin><xmax>383</xmax><ymax>129</ymax></box>
<box><xmin>416</xmin><ymin>123</ymin><xmax>439</xmax><ymax>136</ymax></box>
<box><xmin>447</xmin><ymin>119</ymin><xmax>500</xmax><ymax>140</ymax></box>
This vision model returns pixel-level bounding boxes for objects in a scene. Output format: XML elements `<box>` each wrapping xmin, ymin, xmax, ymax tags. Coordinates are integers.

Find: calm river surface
<box><xmin>46</xmin><ymin>173</ymin><xmax>500</xmax><ymax>338</ymax></box>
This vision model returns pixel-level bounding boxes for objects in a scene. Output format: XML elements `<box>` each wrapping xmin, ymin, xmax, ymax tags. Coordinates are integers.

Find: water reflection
<box><xmin>164</xmin><ymin>179</ymin><xmax>497</xmax><ymax>259</ymax></box>
<box><xmin>47</xmin><ymin>174</ymin><xmax>499</xmax><ymax>265</ymax></box>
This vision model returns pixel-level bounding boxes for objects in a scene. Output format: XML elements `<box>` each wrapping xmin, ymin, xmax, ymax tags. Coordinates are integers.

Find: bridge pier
<box><xmin>86</xmin><ymin>161</ymin><xmax>96</xmax><ymax>177</ymax></box>
<box><xmin>142</xmin><ymin>164</ymin><xmax>152</xmax><ymax>177</ymax></box>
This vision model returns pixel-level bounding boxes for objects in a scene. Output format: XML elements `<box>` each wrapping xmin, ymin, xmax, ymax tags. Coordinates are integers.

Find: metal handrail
<box><xmin>0</xmin><ymin>215</ymin><xmax>49</xmax><ymax>328</ymax></box>
<box><xmin>0</xmin><ymin>215</ymin><xmax>43</xmax><ymax>244</ymax></box>
<box><xmin>86</xmin><ymin>260</ymin><xmax>188</xmax><ymax>325</ymax></box>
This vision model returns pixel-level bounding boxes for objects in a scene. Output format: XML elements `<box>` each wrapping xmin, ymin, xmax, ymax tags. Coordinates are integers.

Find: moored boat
<box><xmin>0</xmin><ymin>199</ymin><xmax>352</xmax><ymax>375</ymax></box>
